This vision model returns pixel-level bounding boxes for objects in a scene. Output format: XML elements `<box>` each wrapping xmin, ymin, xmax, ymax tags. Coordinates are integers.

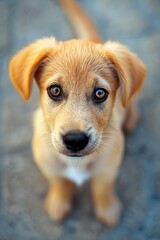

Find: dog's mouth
<box><xmin>60</xmin><ymin>145</ymin><xmax>97</xmax><ymax>158</ymax></box>
<box><xmin>59</xmin><ymin>149</ymin><xmax>97</xmax><ymax>167</ymax></box>
<box><xmin>67</xmin><ymin>154</ymin><xmax>84</xmax><ymax>157</ymax></box>
<box><xmin>54</xmin><ymin>144</ymin><xmax>97</xmax><ymax>159</ymax></box>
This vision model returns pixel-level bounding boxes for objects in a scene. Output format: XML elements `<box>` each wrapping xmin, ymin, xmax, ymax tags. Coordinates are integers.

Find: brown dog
<box><xmin>9</xmin><ymin>0</ymin><xmax>146</xmax><ymax>226</ymax></box>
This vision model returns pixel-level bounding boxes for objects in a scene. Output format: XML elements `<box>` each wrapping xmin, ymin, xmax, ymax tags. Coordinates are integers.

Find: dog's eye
<box><xmin>47</xmin><ymin>85</ymin><xmax>63</xmax><ymax>101</ymax></box>
<box><xmin>93</xmin><ymin>88</ymin><xmax>109</xmax><ymax>103</ymax></box>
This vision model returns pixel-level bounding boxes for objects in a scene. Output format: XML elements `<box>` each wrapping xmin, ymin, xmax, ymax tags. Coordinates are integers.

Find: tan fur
<box><xmin>60</xmin><ymin>0</ymin><xmax>101</xmax><ymax>42</ymax></box>
<box><xmin>45</xmin><ymin>176</ymin><xmax>76</xmax><ymax>221</ymax></box>
<box><xmin>9</xmin><ymin>0</ymin><xmax>146</xmax><ymax>226</ymax></box>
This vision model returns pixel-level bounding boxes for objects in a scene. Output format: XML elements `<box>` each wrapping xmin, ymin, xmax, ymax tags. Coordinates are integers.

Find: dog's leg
<box><xmin>91</xmin><ymin>175</ymin><xmax>122</xmax><ymax>226</ymax></box>
<box><xmin>123</xmin><ymin>100</ymin><xmax>140</xmax><ymax>132</ymax></box>
<box><xmin>33</xmin><ymin>148</ymin><xmax>76</xmax><ymax>222</ymax></box>
<box><xmin>45</xmin><ymin>176</ymin><xmax>76</xmax><ymax>221</ymax></box>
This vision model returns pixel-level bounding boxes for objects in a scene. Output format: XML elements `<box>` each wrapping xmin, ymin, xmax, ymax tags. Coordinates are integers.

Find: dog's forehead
<box><xmin>59</xmin><ymin>39</ymin><xmax>100</xmax><ymax>54</ymax></box>
<box><xmin>41</xmin><ymin>40</ymin><xmax>119</xmax><ymax>92</ymax></box>
<box><xmin>53</xmin><ymin>40</ymin><xmax>106</xmax><ymax>72</ymax></box>
<box><xmin>47</xmin><ymin>41</ymin><xmax>110</xmax><ymax>86</ymax></box>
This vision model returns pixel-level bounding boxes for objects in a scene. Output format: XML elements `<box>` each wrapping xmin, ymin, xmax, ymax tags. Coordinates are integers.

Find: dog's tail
<box><xmin>60</xmin><ymin>0</ymin><xmax>101</xmax><ymax>43</ymax></box>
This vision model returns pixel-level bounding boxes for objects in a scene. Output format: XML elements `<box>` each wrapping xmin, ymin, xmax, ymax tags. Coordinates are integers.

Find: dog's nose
<box><xmin>62</xmin><ymin>131</ymin><xmax>89</xmax><ymax>152</ymax></box>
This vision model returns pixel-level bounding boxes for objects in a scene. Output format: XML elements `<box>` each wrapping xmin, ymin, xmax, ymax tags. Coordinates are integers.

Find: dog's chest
<box><xmin>62</xmin><ymin>166</ymin><xmax>91</xmax><ymax>186</ymax></box>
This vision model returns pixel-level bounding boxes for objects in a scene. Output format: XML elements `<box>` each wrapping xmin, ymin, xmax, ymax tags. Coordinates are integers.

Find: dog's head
<box><xmin>9</xmin><ymin>38</ymin><xmax>146</xmax><ymax>162</ymax></box>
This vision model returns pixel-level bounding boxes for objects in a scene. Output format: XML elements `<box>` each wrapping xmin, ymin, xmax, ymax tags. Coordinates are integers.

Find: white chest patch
<box><xmin>62</xmin><ymin>167</ymin><xmax>91</xmax><ymax>186</ymax></box>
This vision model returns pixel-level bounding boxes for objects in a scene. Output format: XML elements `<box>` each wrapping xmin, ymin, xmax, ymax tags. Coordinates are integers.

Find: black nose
<box><xmin>62</xmin><ymin>131</ymin><xmax>89</xmax><ymax>152</ymax></box>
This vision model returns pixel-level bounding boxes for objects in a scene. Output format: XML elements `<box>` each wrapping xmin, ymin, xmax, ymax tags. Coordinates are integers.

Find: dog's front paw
<box><xmin>94</xmin><ymin>197</ymin><xmax>122</xmax><ymax>226</ymax></box>
<box><xmin>45</xmin><ymin>191</ymin><xmax>72</xmax><ymax>221</ymax></box>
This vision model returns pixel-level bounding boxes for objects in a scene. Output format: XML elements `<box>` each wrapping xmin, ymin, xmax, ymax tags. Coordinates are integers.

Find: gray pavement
<box><xmin>0</xmin><ymin>0</ymin><xmax>160</xmax><ymax>239</ymax></box>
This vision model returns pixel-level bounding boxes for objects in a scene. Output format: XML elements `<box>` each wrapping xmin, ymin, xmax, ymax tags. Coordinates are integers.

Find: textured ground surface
<box><xmin>0</xmin><ymin>0</ymin><xmax>160</xmax><ymax>239</ymax></box>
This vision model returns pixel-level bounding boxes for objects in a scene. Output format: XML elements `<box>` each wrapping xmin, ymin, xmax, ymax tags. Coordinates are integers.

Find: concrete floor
<box><xmin>0</xmin><ymin>0</ymin><xmax>160</xmax><ymax>239</ymax></box>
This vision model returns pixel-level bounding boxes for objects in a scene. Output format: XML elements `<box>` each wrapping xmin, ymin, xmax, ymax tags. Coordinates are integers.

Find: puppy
<box><xmin>9</xmin><ymin>0</ymin><xmax>146</xmax><ymax>226</ymax></box>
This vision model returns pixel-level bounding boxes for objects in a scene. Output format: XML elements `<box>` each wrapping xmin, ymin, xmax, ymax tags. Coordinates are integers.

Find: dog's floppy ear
<box><xmin>9</xmin><ymin>37</ymin><xmax>57</xmax><ymax>100</ymax></box>
<box><xmin>104</xmin><ymin>42</ymin><xmax>147</xmax><ymax>107</ymax></box>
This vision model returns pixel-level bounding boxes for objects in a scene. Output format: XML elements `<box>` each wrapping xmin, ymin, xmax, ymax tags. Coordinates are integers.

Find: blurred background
<box><xmin>0</xmin><ymin>0</ymin><xmax>160</xmax><ymax>239</ymax></box>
